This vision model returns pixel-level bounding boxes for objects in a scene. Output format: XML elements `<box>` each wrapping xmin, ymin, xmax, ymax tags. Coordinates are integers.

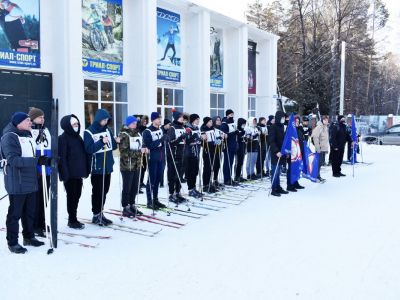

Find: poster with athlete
<box><xmin>157</xmin><ymin>7</ymin><xmax>181</xmax><ymax>83</ymax></box>
<box><xmin>0</xmin><ymin>0</ymin><xmax>40</xmax><ymax>68</ymax></box>
<box><xmin>82</xmin><ymin>0</ymin><xmax>123</xmax><ymax>75</ymax></box>
<box><xmin>248</xmin><ymin>41</ymin><xmax>257</xmax><ymax>94</ymax></box>
<box><xmin>210</xmin><ymin>26</ymin><xmax>223</xmax><ymax>88</ymax></box>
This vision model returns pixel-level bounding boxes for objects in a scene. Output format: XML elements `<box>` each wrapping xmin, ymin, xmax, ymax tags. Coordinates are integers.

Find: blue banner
<box><xmin>82</xmin><ymin>0</ymin><xmax>123</xmax><ymax>76</ymax></box>
<box><xmin>281</xmin><ymin>113</ymin><xmax>303</xmax><ymax>184</ymax></box>
<box><xmin>210</xmin><ymin>26</ymin><xmax>223</xmax><ymax>88</ymax></box>
<box><xmin>303</xmin><ymin>141</ymin><xmax>320</xmax><ymax>182</ymax></box>
<box><xmin>157</xmin><ymin>7</ymin><xmax>181</xmax><ymax>82</ymax></box>
<box><xmin>0</xmin><ymin>0</ymin><xmax>40</xmax><ymax>68</ymax></box>
<box><xmin>350</xmin><ymin>114</ymin><xmax>358</xmax><ymax>164</ymax></box>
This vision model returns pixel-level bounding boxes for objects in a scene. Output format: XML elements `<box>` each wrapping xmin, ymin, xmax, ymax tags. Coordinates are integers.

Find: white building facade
<box><xmin>0</xmin><ymin>0</ymin><xmax>278</xmax><ymax>135</ymax></box>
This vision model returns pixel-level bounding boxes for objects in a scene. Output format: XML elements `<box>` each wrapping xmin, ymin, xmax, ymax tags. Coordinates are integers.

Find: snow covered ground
<box><xmin>0</xmin><ymin>143</ymin><xmax>399</xmax><ymax>300</ymax></box>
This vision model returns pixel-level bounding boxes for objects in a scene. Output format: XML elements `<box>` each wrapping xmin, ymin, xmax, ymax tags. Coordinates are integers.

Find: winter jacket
<box><xmin>185</xmin><ymin>123</ymin><xmax>202</xmax><ymax>158</ymax></box>
<box><xmin>1</xmin><ymin>123</ymin><xmax>38</xmax><ymax>194</ymax></box>
<box><xmin>300</xmin><ymin>125</ymin><xmax>312</xmax><ymax>141</ymax></box>
<box><xmin>31</xmin><ymin>123</ymin><xmax>52</xmax><ymax>176</ymax></box>
<box><xmin>58</xmin><ymin>115</ymin><xmax>90</xmax><ymax>182</ymax></box>
<box><xmin>221</xmin><ymin>117</ymin><xmax>238</xmax><ymax>152</ymax></box>
<box><xmin>142</xmin><ymin>125</ymin><xmax>165</xmax><ymax>162</ymax></box>
<box><xmin>237</xmin><ymin>118</ymin><xmax>247</xmax><ymax>153</ymax></box>
<box><xmin>118</xmin><ymin>126</ymin><xmax>143</xmax><ymax>171</ymax></box>
<box><xmin>167</xmin><ymin>120</ymin><xmax>186</xmax><ymax>160</ymax></box>
<box><xmin>330</xmin><ymin>121</ymin><xmax>351</xmax><ymax>150</ymax></box>
<box><xmin>311</xmin><ymin>121</ymin><xmax>330</xmax><ymax>152</ymax></box>
<box><xmin>268</xmin><ymin>111</ymin><xmax>286</xmax><ymax>166</ymax></box>
<box><xmin>84</xmin><ymin>109</ymin><xmax>117</xmax><ymax>175</ymax></box>
<box><xmin>245</xmin><ymin>118</ymin><xmax>260</xmax><ymax>152</ymax></box>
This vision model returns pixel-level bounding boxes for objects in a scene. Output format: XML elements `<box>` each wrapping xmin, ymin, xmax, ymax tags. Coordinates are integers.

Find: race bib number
<box><xmin>175</xmin><ymin>128</ymin><xmax>185</xmax><ymax>144</ymax></box>
<box><xmin>88</xmin><ymin>129</ymin><xmax>113</xmax><ymax>153</ymax></box>
<box><xmin>149</xmin><ymin>129</ymin><xmax>163</xmax><ymax>147</ymax></box>
<box><xmin>228</xmin><ymin>123</ymin><xmax>236</xmax><ymax>133</ymax></box>
<box><xmin>129</xmin><ymin>136</ymin><xmax>142</xmax><ymax>151</ymax></box>
<box><xmin>31</xmin><ymin>128</ymin><xmax>51</xmax><ymax>150</ymax></box>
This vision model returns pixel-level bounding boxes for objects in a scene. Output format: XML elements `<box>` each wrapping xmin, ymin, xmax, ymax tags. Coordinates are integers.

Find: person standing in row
<box><xmin>58</xmin><ymin>114</ymin><xmax>90</xmax><ymax>229</ymax></box>
<box><xmin>118</xmin><ymin>115</ymin><xmax>147</xmax><ymax>218</ymax></box>
<box><xmin>330</xmin><ymin>115</ymin><xmax>351</xmax><ymax>177</ymax></box>
<box><xmin>234</xmin><ymin>117</ymin><xmax>247</xmax><ymax>183</ymax></box>
<box><xmin>29</xmin><ymin>107</ymin><xmax>51</xmax><ymax>237</ymax></box>
<box><xmin>256</xmin><ymin>117</ymin><xmax>268</xmax><ymax>178</ymax></box>
<box><xmin>138</xmin><ymin>115</ymin><xmax>149</xmax><ymax>192</ymax></box>
<box><xmin>84</xmin><ymin>109</ymin><xmax>117</xmax><ymax>226</ymax></box>
<box><xmin>201</xmin><ymin>117</ymin><xmax>217</xmax><ymax>193</ymax></box>
<box><xmin>221</xmin><ymin>109</ymin><xmax>238</xmax><ymax>185</ymax></box>
<box><xmin>142</xmin><ymin>112</ymin><xmax>168</xmax><ymax>209</ymax></box>
<box><xmin>212</xmin><ymin>116</ymin><xmax>224</xmax><ymax>188</ymax></box>
<box><xmin>159</xmin><ymin>118</ymin><xmax>171</xmax><ymax>188</ymax></box>
<box><xmin>1</xmin><ymin>112</ymin><xmax>46</xmax><ymax>253</ymax></box>
<box><xmin>245</xmin><ymin>117</ymin><xmax>260</xmax><ymax>180</ymax></box>
<box><xmin>311</xmin><ymin>115</ymin><xmax>330</xmax><ymax>182</ymax></box>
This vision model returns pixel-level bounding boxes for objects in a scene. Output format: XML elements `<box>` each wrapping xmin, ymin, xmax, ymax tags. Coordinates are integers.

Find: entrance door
<box><xmin>0</xmin><ymin>69</ymin><xmax>52</xmax><ymax>136</ymax></box>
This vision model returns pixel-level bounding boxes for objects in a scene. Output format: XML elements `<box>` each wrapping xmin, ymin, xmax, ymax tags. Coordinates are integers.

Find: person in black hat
<box><xmin>330</xmin><ymin>115</ymin><xmax>351</xmax><ymax>177</ymax></box>
<box><xmin>166</xmin><ymin>110</ymin><xmax>188</xmax><ymax>203</ymax></box>
<box><xmin>200</xmin><ymin>116</ymin><xmax>217</xmax><ymax>193</ymax></box>
<box><xmin>159</xmin><ymin>118</ymin><xmax>171</xmax><ymax>188</ymax></box>
<box><xmin>142</xmin><ymin>112</ymin><xmax>168</xmax><ymax>209</ymax></box>
<box><xmin>185</xmin><ymin>114</ymin><xmax>204</xmax><ymax>198</ymax></box>
<box><xmin>256</xmin><ymin>117</ymin><xmax>268</xmax><ymax>177</ymax></box>
<box><xmin>212</xmin><ymin>116</ymin><xmax>224</xmax><ymax>188</ymax></box>
<box><xmin>221</xmin><ymin>109</ymin><xmax>238</xmax><ymax>185</ymax></box>
<box><xmin>301</xmin><ymin>116</ymin><xmax>312</xmax><ymax>141</ymax></box>
<box><xmin>234</xmin><ymin>117</ymin><xmax>247</xmax><ymax>182</ymax></box>
<box><xmin>1</xmin><ymin>112</ymin><xmax>47</xmax><ymax>253</ymax></box>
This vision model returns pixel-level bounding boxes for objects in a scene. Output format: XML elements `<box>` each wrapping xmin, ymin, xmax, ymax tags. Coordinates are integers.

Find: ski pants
<box><xmin>64</xmin><ymin>178</ymin><xmax>83</xmax><ymax>223</ymax></box>
<box><xmin>91</xmin><ymin>174</ymin><xmax>111</xmax><ymax>215</ymax></box>
<box><xmin>121</xmin><ymin>170</ymin><xmax>140</xmax><ymax>207</ymax></box>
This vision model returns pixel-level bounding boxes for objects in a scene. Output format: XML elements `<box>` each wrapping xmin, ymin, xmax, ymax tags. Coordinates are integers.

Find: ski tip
<box><xmin>47</xmin><ymin>248</ymin><xmax>54</xmax><ymax>255</ymax></box>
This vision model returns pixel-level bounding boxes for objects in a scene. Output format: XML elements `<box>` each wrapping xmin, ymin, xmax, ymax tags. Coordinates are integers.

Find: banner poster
<box><xmin>0</xmin><ymin>0</ymin><xmax>40</xmax><ymax>68</ymax></box>
<box><xmin>157</xmin><ymin>7</ymin><xmax>181</xmax><ymax>82</ymax></box>
<box><xmin>210</xmin><ymin>26</ymin><xmax>223</xmax><ymax>88</ymax></box>
<box><xmin>82</xmin><ymin>0</ymin><xmax>123</xmax><ymax>75</ymax></box>
<box><xmin>248</xmin><ymin>41</ymin><xmax>257</xmax><ymax>94</ymax></box>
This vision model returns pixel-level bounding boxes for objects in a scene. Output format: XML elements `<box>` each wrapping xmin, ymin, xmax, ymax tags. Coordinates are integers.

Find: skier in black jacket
<box><xmin>234</xmin><ymin>118</ymin><xmax>247</xmax><ymax>182</ymax></box>
<box><xmin>58</xmin><ymin>114</ymin><xmax>90</xmax><ymax>229</ymax></box>
<box><xmin>256</xmin><ymin>117</ymin><xmax>268</xmax><ymax>177</ymax></box>
<box><xmin>201</xmin><ymin>117</ymin><xmax>217</xmax><ymax>193</ymax></box>
<box><xmin>166</xmin><ymin>110</ymin><xmax>188</xmax><ymax>203</ymax></box>
<box><xmin>268</xmin><ymin>111</ymin><xmax>289</xmax><ymax>197</ymax></box>
<box><xmin>221</xmin><ymin>109</ymin><xmax>238</xmax><ymax>185</ymax></box>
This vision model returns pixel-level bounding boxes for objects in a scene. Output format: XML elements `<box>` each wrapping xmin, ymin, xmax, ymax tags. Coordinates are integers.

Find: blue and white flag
<box><xmin>303</xmin><ymin>141</ymin><xmax>320</xmax><ymax>182</ymax></box>
<box><xmin>281</xmin><ymin>113</ymin><xmax>303</xmax><ymax>184</ymax></box>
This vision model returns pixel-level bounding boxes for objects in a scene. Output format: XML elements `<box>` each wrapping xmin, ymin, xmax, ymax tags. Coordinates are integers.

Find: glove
<box><xmin>38</xmin><ymin>156</ymin><xmax>51</xmax><ymax>166</ymax></box>
<box><xmin>185</xmin><ymin>127</ymin><xmax>192</xmax><ymax>134</ymax></box>
<box><xmin>161</xmin><ymin>135</ymin><xmax>170</xmax><ymax>143</ymax></box>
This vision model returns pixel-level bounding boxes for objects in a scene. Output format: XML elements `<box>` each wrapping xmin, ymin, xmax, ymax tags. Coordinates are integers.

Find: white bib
<box><xmin>228</xmin><ymin>123</ymin><xmax>236</xmax><ymax>133</ymax></box>
<box><xmin>174</xmin><ymin>127</ymin><xmax>186</xmax><ymax>144</ymax></box>
<box><xmin>31</xmin><ymin>128</ymin><xmax>51</xmax><ymax>151</ymax></box>
<box><xmin>18</xmin><ymin>136</ymin><xmax>36</xmax><ymax>158</ymax></box>
<box><xmin>147</xmin><ymin>128</ymin><xmax>163</xmax><ymax>147</ymax></box>
<box><xmin>129</xmin><ymin>136</ymin><xmax>142</xmax><ymax>151</ymax></box>
<box><xmin>85</xmin><ymin>129</ymin><xmax>113</xmax><ymax>153</ymax></box>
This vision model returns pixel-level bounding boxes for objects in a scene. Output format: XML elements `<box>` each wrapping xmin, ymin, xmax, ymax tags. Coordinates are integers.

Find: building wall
<box><xmin>0</xmin><ymin>0</ymin><xmax>278</xmax><ymax>127</ymax></box>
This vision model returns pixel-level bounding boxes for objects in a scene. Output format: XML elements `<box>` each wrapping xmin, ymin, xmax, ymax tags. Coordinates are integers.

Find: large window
<box><xmin>210</xmin><ymin>93</ymin><xmax>225</xmax><ymax>117</ymax></box>
<box><xmin>84</xmin><ymin>79</ymin><xmax>128</xmax><ymax>136</ymax></box>
<box><xmin>157</xmin><ymin>87</ymin><xmax>184</xmax><ymax>120</ymax></box>
<box><xmin>248</xmin><ymin>96</ymin><xmax>256</xmax><ymax>118</ymax></box>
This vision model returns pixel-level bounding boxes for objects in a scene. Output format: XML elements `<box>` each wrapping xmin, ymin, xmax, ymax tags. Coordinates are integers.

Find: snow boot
<box><xmin>122</xmin><ymin>206</ymin><xmax>135</xmax><ymax>218</ymax></box>
<box><xmin>154</xmin><ymin>199</ymin><xmax>167</xmax><ymax>209</ymax></box>
<box><xmin>169</xmin><ymin>194</ymin><xmax>180</xmax><ymax>204</ymax></box>
<box><xmin>8</xmin><ymin>243</ymin><xmax>28</xmax><ymax>254</ymax></box>
<box><xmin>271</xmin><ymin>190</ymin><xmax>281</xmax><ymax>197</ymax></box>
<box><xmin>277</xmin><ymin>187</ymin><xmax>289</xmax><ymax>194</ymax></box>
<box><xmin>175</xmin><ymin>193</ymin><xmax>188</xmax><ymax>203</ymax></box>
<box><xmin>23</xmin><ymin>237</ymin><xmax>45</xmax><ymax>247</ymax></box>
<box><xmin>68</xmin><ymin>221</ymin><xmax>85</xmax><ymax>230</ymax></box>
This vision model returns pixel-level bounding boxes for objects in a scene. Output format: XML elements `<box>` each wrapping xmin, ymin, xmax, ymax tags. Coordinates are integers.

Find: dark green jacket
<box><xmin>118</xmin><ymin>126</ymin><xmax>143</xmax><ymax>171</ymax></box>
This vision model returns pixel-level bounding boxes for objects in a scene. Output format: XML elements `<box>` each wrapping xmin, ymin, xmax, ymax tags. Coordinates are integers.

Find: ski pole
<box><xmin>99</xmin><ymin>143</ymin><xmax>107</xmax><ymax>225</ymax></box>
<box><xmin>134</xmin><ymin>152</ymin><xmax>145</xmax><ymax>218</ymax></box>
<box><xmin>144</xmin><ymin>154</ymin><xmax>155</xmax><ymax>216</ymax></box>
<box><xmin>0</xmin><ymin>194</ymin><xmax>8</xmax><ymax>201</ymax></box>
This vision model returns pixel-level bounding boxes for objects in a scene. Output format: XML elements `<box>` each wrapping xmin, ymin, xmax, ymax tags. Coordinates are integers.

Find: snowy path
<box><xmin>0</xmin><ymin>144</ymin><xmax>399</xmax><ymax>300</ymax></box>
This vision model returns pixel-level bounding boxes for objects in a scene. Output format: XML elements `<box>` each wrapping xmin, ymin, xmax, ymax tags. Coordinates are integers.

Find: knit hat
<box><xmin>302</xmin><ymin>116</ymin><xmax>309</xmax><ymax>122</ymax></box>
<box><xmin>268</xmin><ymin>115</ymin><xmax>274</xmax><ymax>122</ymax></box>
<box><xmin>163</xmin><ymin>118</ymin><xmax>171</xmax><ymax>126</ymax></box>
<box><xmin>225</xmin><ymin>109</ymin><xmax>234</xmax><ymax>116</ymax></box>
<box><xmin>190</xmin><ymin>114</ymin><xmax>200</xmax><ymax>124</ymax></box>
<box><xmin>28</xmin><ymin>107</ymin><xmax>44</xmax><ymax>122</ymax></box>
<box><xmin>338</xmin><ymin>115</ymin><xmax>345</xmax><ymax>122</ymax></box>
<box><xmin>151</xmin><ymin>112</ymin><xmax>160</xmax><ymax>121</ymax></box>
<box><xmin>125</xmin><ymin>115</ymin><xmax>138</xmax><ymax>126</ymax></box>
<box><xmin>203</xmin><ymin>116</ymin><xmax>212</xmax><ymax>125</ymax></box>
<box><xmin>173</xmin><ymin>110</ymin><xmax>183</xmax><ymax>121</ymax></box>
<box><xmin>11</xmin><ymin>112</ymin><xmax>29</xmax><ymax>126</ymax></box>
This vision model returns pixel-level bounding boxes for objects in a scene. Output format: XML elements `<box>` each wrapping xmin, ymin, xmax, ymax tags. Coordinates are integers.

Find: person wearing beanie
<box><xmin>159</xmin><ymin>118</ymin><xmax>172</xmax><ymax>187</ymax></box>
<box><xmin>221</xmin><ymin>109</ymin><xmax>238</xmax><ymax>185</ymax></box>
<box><xmin>245</xmin><ymin>117</ymin><xmax>260</xmax><ymax>180</ymax></box>
<box><xmin>118</xmin><ymin>115</ymin><xmax>147</xmax><ymax>218</ymax></box>
<box><xmin>212</xmin><ymin>116</ymin><xmax>224</xmax><ymax>188</ymax></box>
<box><xmin>2</xmin><ymin>112</ymin><xmax>46</xmax><ymax>253</ymax></box>
<box><xmin>265</xmin><ymin>115</ymin><xmax>275</xmax><ymax>175</ymax></box>
<box><xmin>235</xmin><ymin>118</ymin><xmax>248</xmax><ymax>183</ymax></box>
<box><xmin>142</xmin><ymin>112</ymin><xmax>168</xmax><ymax>210</ymax></box>
<box><xmin>166</xmin><ymin>110</ymin><xmax>188</xmax><ymax>203</ymax></box>
<box><xmin>58</xmin><ymin>114</ymin><xmax>90</xmax><ymax>229</ymax></box>
<box><xmin>256</xmin><ymin>117</ymin><xmax>268</xmax><ymax>178</ymax></box>
<box><xmin>200</xmin><ymin>116</ymin><xmax>217</xmax><ymax>193</ymax></box>
<box><xmin>84</xmin><ymin>108</ymin><xmax>118</xmax><ymax>226</ymax></box>
<box><xmin>185</xmin><ymin>114</ymin><xmax>203</xmax><ymax>198</ymax></box>
<box><xmin>29</xmin><ymin>107</ymin><xmax>52</xmax><ymax>237</ymax></box>
<box><xmin>300</xmin><ymin>116</ymin><xmax>312</xmax><ymax>141</ymax></box>
<box><xmin>330</xmin><ymin>114</ymin><xmax>351</xmax><ymax>177</ymax></box>
<box><xmin>138</xmin><ymin>114</ymin><xmax>150</xmax><ymax>192</ymax></box>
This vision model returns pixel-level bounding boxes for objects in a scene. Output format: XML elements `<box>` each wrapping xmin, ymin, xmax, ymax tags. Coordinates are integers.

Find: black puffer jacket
<box><xmin>268</xmin><ymin>111</ymin><xmax>286</xmax><ymax>165</ymax></box>
<box><xmin>1</xmin><ymin>123</ymin><xmax>38</xmax><ymax>194</ymax></box>
<box><xmin>58</xmin><ymin>115</ymin><xmax>90</xmax><ymax>181</ymax></box>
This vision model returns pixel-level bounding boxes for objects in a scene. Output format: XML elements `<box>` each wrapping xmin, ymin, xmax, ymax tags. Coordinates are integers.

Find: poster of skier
<box><xmin>248</xmin><ymin>41</ymin><xmax>257</xmax><ymax>94</ymax></box>
<box><xmin>0</xmin><ymin>0</ymin><xmax>40</xmax><ymax>68</ymax></box>
<box><xmin>157</xmin><ymin>7</ymin><xmax>181</xmax><ymax>83</ymax></box>
<box><xmin>82</xmin><ymin>0</ymin><xmax>123</xmax><ymax>76</ymax></box>
<box><xmin>210</xmin><ymin>26</ymin><xmax>223</xmax><ymax>88</ymax></box>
